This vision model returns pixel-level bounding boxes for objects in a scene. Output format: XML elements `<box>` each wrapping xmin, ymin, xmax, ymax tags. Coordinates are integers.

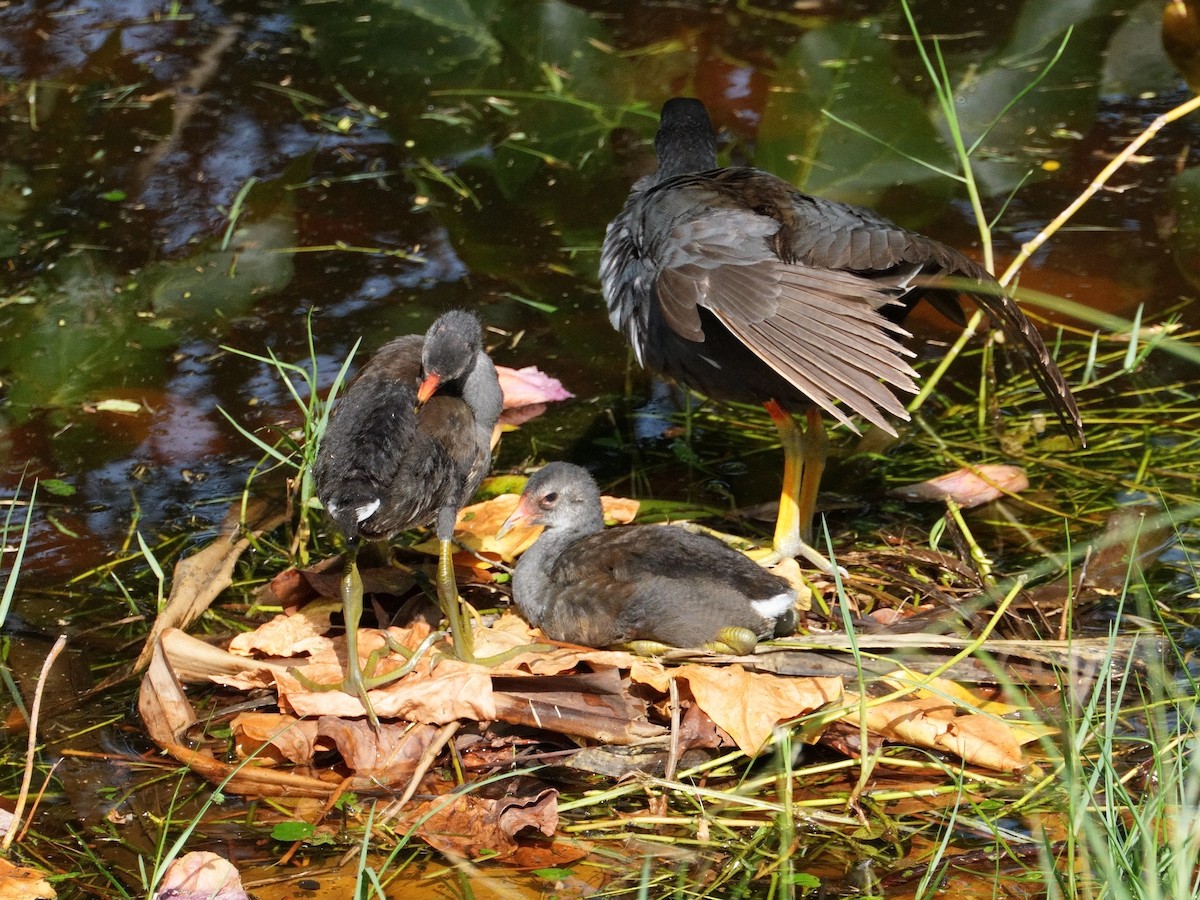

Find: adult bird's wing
<box><xmin>646</xmin><ymin>181</ymin><xmax>918</xmax><ymax>433</ymax></box>
<box><xmin>788</xmin><ymin>192</ymin><xmax>1084</xmax><ymax>444</ymax></box>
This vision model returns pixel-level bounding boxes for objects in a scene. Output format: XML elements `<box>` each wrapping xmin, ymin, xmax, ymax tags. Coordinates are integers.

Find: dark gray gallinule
<box><xmin>310</xmin><ymin>309</ymin><xmax>502</xmax><ymax>722</ymax></box>
<box><xmin>601</xmin><ymin>97</ymin><xmax>1084</xmax><ymax>568</ymax></box>
<box><xmin>497</xmin><ymin>462</ymin><xmax>797</xmax><ymax>654</ymax></box>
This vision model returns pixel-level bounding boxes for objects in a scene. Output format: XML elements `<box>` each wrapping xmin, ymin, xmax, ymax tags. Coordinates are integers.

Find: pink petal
<box><xmin>496</xmin><ymin>365</ymin><xmax>573</xmax><ymax>410</ymax></box>
<box><xmin>889</xmin><ymin>464</ymin><xmax>1029</xmax><ymax>509</ymax></box>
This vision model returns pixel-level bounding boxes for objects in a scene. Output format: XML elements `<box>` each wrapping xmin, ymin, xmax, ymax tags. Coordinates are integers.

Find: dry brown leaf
<box><xmin>631</xmin><ymin>661</ymin><xmax>843</xmax><ymax>755</ymax></box>
<box><xmin>842</xmin><ymin>694</ymin><xmax>1029</xmax><ymax>773</ymax></box>
<box><xmin>878</xmin><ymin>672</ymin><xmax>1035</xmax><ymax>719</ymax></box>
<box><xmin>264</xmin><ymin>557</ymin><xmax>416</xmax><ymax>611</ymax></box>
<box><xmin>452</xmin><ymin>494</ymin><xmax>542</xmax><ymax>561</ymax></box>
<box><xmin>447</xmin><ymin>493</ymin><xmax>641</xmax><ymax>563</ymax></box>
<box><xmin>264</xmin><ymin>564</ymin><xmax>326</xmax><ymax>610</ymax></box>
<box><xmin>134</xmin><ymin>498</ymin><xmax>286</xmax><ymax>673</ymax></box>
<box><xmin>472</xmin><ymin>612</ymin><xmax>640</xmax><ymax>675</ymax></box>
<box><xmin>279</xmin><ymin>650</ymin><xmax>497</xmax><ymax>723</ymax></box>
<box><xmin>316</xmin><ymin>718</ymin><xmax>440</xmax><ymax>786</ymax></box>
<box><xmin>888</xmin><ymin>464</ymin><xmax>1029</xmax><ymax>508</ymax></box>
<box><xmin>206</xmin><ymin>610</ymin><xmax>640</xmax><ymax>728</ymax></box>
<box><xmin>228</xmin><ymin>611</ymin><xmax>329</xmax><ymax>658</ymax></box>
<box><xmin>0</xmin><ymin>858</ymin><xmax>55</xmax><ymax>900</ymax></box>
<box><xmin>139</xmin><ymin>632</ymin><xmax>199</xmax><ymax>747</ymax></box>
<box><xmin>506</xmin><ymin>839</ymin><xmax>591</xmax><ymax>870</ymax></box>
<box><xmin>160</xmin><ymin>628</ymin><xmax>285</xmax><ymax>690</ymax></box>
<box><xmin>496</xmin><ymin>786</ymin><xmax>559</xmax><ymax>840</ymax></box>
<box><xmin>153</xmin><ymin>851</ymin><xmax>247</xmax><ymax>900</ymax></box>
<box><xmin>230</xmin><ymin>713</ymin><xmax>318</xmax><ymax>766</ymax></box>
<box><xmin>413</xmin><ymin>787</ymin><xmax>558</xmax><ymax>860</ymax></box>
<box><xmin>600</xmin><ymin>495</ymin><xmax>640</xmax><ymax>525</ymax></box>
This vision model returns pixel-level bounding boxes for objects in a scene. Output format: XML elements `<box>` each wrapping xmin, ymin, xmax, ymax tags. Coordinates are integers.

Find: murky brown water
<box><xmin>2</xmin><ymin>0</ymin><xmax>1198</xmax><ymax>894</ymax></box>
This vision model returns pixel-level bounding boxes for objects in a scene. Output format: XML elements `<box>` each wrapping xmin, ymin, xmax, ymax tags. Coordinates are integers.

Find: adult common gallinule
<box><xmin>311</xmin><ymin>309</ymin><xmax>503</xmax><ymax>722</ymax></box>
<box><xmin>601</xmin><ymin>97</ymin><xmax>1084</xmax><ymax>568</ymax></box>
<box><xmin>498</xmin><ymin>462</ymin><xmax>797</xmax><ymax>654</ymax></box>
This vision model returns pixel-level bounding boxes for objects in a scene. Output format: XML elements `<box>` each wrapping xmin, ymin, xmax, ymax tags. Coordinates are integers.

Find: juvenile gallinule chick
<box><xmin>601</xmin><ymin>97</ymin><xmax>1084</xmax><ymax>568</ymax></box>
<box><xmin>311</xmin><ymin>309</ymin><xmax>502</xmax><ymax>722</ymax></box>
<box><xmin>498</xmin><ymin>462</ymin><xmax>797</xmax><ymax>654</ymax></box>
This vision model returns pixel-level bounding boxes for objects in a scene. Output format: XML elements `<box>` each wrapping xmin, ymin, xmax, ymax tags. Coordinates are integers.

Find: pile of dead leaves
<box><xmin>134</xmin><ymin>464</ymin><xmax>1158</xmax><ymax>866</ymax></box>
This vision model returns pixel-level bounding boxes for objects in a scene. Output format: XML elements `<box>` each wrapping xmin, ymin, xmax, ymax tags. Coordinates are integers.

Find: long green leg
<box><xmin>337</xmin><ymin>548</ymin><xmax>376</xmax><ymax>725</ymax></box>
<box><xmin>432</xmin><ymin>527</ymin><xmax>557</xmax><ymax>666</ymax></box>
<box><xmin>286</xmin><ymin>546</ymin><xmax>380</xmax><ymax>726</ymax></box>
<box><xmin>437</xmin><ymin>535</ymin><xmax>474</xmax><ymax>663</ymax></box>
<box><xmin>288</xmin><ymin>546</ymin><xmax>443</xmax><ymax>729</ymax></box>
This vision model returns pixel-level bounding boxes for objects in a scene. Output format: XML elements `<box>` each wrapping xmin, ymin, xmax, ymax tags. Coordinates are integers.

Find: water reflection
<box><xmin>0</xmin><ymin>0</ymin><xmax>1194</xmax><ymax>583</ymax></box>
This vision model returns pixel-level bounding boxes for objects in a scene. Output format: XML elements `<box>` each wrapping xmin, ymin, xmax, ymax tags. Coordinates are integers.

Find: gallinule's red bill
<box><xmin>498</xmin><ymin>462</ymin><xmax>797</xmax><ymax>654</ymax></box>
<box><xmin>311</xmin><ymin>309</ymin><xmax>502</xmax><ymax>722</ymax></box>
<box><xmin>601</xmin><ymin>97</ymin><xmax>1084</xmax><ymax>568</ymax></box>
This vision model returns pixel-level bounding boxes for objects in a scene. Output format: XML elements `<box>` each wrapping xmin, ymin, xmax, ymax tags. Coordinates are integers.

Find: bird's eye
<box><xmin>541</xmin><ymin>491</ymin><xmax>558</xmax><ymax>507</ymax></box>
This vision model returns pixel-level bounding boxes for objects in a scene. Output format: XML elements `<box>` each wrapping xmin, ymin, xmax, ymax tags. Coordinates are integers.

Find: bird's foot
<box><xmin>620</xmin><ymin>639</ymin><xmax>677</xmax><ymax>657</ymax></box>
<box><xmin>427</xmin><ymin>598</ymin><xmax>556</xmax><ymax>665</ymax></box>
<box><xmin>363</xmin><ymin>628</ymin><xmax>447</xmax><ymax>681</ymax></box>
<box><xmin>704</xmin><ymin>626</ymin><xmax>760</xmax><ymax>656</ymax></box>
<box><xmin>287</xmin><ymin>628</ymin><xmax>444</xmax><ymax>728</ymax></box>
<box><xmin>441</xmin><ymin>642</ymin><xmax>558</xmax><ymax>668</ymax></box>
<box><xmin>764</xmin><ymin>536</ymin><xmax>848</xmax><ymax>580</ymax></box>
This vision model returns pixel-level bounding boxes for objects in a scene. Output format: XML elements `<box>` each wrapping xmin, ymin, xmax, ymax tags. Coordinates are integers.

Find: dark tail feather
<box><xmin>967</xmin><ymin>288</ymin><xmax>1085</xmax><ymax>447</ymax></box>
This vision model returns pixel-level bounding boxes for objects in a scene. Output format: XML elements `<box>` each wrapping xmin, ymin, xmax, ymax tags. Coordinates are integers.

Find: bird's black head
<box><xmin>654</xmin><ymin>97</ymin><xmax>719</xmax><ymax>181</ymax></box>
<box><xmin>421</xmin><ymin>309</ymin><xmax>483</xmax><ymax>385</ymax></box>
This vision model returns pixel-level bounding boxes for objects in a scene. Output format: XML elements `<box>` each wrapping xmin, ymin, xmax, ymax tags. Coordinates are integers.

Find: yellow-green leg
<box><xmin>622</xmin><ymin>627</ymin><xmax>759</xmax><ymax>657</ymax></box>
<box><xmin>434</xmin><ymin>535</ymin><xmax>556</xmax><ymax>665</ymax></box>
<box><xmin>338</xmin><ymin>549</ymin><xmax>374</xmax><ymax>723</ymax></box>
<box><xmin>437</xmin><ymin>535</ymin><xmax>474</xmax><ymax>663</ymax></box>
<box><xmin>289</xmin><ymin>546</ymin><xmax>442</xmax><ymax>728</ymax></box>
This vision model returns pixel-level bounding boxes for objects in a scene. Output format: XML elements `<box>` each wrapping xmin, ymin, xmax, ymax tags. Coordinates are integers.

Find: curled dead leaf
<box><xmin>841</xmin><ymin>693</ymin><xmax>1030</xmax><ymax>773</ymax></box>
<box><xmin>0</xmin><ymin>858</ymin><xmax>56</xmax><ymax>900</ymax></box>
<box><xmin>133</xmin><ymin>499</ymin><xmax>287</xmax><ymax>674</ymax></box>
<box><xmin>316</xmin><ymin>717</ymin><xmax>440</xmax><ymax>787</ymax></box>
<box><xmin>230</xmin><ymin>713</ymin><xmax>318</xmax><ymax>766</ymax></box>
<box><xmin>631</xmin><ymin>660</ymin><xmax>843</xmax><ymax>755</ymax></box>
<box><xmin>228</xmin><ymin>611</ymin><xmax>329</xmax><ymax>659</ymax></box>
<box><xmin>442</xmin><ymin>492</ymin><xmax>641</xmax><ymax>563</ymax></box>
<box><xmin>412</xmin><ymin>786</ymin><xmax>558</xmax><ymax>860</ymax></box>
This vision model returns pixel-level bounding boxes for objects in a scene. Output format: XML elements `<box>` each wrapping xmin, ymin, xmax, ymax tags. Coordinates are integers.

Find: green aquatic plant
<box><xmin>219</xmin><ymin>310</ymin><xmax>359</xmax><ymax>565</ymax></box>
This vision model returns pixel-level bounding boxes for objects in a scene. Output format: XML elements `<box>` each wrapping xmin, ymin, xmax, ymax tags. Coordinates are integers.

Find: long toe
<box><xmin>621</xmin><ymin>639</ymin><xmax>677</xmax><ymax>657</ymax></box>
<box><xmin>708</xmin><ymin>626</ymin><xmax>760</xmax><ymax>656</ymax></box>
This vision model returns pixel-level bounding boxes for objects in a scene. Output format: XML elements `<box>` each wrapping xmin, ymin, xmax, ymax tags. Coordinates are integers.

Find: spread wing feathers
<box><xmin>889</xmin><ymin>233</ymin><xmax>1082</xmax><ymax>444</ymax></box>
<box><xmin>657</xmin><ymin>259</ymin><xmax>780</xmax><ymax>342</ymax></box>
<box><xmin>653</xmin><ymin>209</ymin><xmax>781</xmax><ymax>340</ymax></box>
<box><xmin>699</xmin><ymin>264</ymin><xmax>918</xmax><ymax>434</ymax></box>
<box><xmin>789</xmin><ymin>206</ymin><xmax>1084</xmax><ymax>443</ymax></box>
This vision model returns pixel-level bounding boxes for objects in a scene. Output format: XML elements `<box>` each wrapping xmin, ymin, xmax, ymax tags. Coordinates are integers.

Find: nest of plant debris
<box><xmin>138</xmin><ymin>486</ymin><xmax>1161</xmax><ymax>811</ymax></box>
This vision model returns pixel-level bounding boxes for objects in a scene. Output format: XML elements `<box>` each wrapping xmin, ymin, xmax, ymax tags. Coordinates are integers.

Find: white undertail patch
<box><xmin>355</xmin><ymin>498</ymin><xmax>381</xmax><ymax>522</ymax></box>
<box><xmin>752</xmin><ymin>591</ymin><xmax>795</xmax><ymax>620</ymax></box>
